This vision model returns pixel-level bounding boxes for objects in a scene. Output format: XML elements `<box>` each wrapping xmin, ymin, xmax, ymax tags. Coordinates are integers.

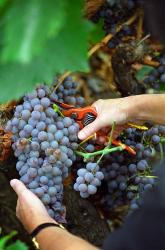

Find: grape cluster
<box><xmin>98</xmin><ymin>125</ymin><xmax>165</xmax><ymax>212</ymax></box>
<box><xmin>5</xmin><ymin>80</ymin><xmax>81</xmax><ymax>223</ymax></box>
<box><xmin>50</xmin><ymin>77</ymin><xmax>85</xmax><ymax>107</ymax></box>
<box><xmin>144</xmin><ymin>54</ymin><xmax>165</xmax><ymax>91</ymax></box>
<box><xmin>107</xmin><ymin>25</ymin><xmax>135</xmax><ymax>49</ymax></box>
<box><xmin>91</xmin><ymin>0</ymin><xmax>142</xmax><ymax>35</ymax></box>
<box><xmin>74</xmin><ymin>162</ymin><xmax>104</xmax><ymax>198</ymax></box>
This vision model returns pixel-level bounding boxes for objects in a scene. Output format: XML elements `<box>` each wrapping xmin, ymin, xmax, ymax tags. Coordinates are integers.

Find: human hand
<box><xmin>78</xmin><ymin>97</ymin><xmax>133</xmax><ymax>140</ymax></box>
<box><xmin>10</xmin><ymin>179</ymin><xmax>56</xmax><ymax>233</ymax></box>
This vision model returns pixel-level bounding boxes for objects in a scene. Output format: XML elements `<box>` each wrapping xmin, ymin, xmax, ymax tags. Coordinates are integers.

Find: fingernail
<box><xmin>10</xmin><ymin>179</ymin><xmax>16</xmax><ymax>187</ymax></box>
<box><xmin>78</xmin><ymin>131</ymin><xmax>85</xmax><ymax>140</ymax></box>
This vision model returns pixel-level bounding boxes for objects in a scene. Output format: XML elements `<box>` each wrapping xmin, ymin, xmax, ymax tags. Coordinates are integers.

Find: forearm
<box><xmin>127</xmin><ymin>94</ymin><xmax>165</xmax><ymax>125</ymax></box>
<box><xmin>36</xmin><ymin>227</ymin><xmax>99</xmax><ymax>250</ymax></box>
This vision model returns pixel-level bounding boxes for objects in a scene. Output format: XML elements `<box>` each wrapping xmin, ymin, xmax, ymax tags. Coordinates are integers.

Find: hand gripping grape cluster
<box><xmin>5</xmin><ymin>77</ymin><xmax>84</xmax><ymax>223</ymax></box>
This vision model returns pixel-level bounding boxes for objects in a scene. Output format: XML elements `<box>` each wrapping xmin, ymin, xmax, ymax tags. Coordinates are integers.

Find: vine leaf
<box><xmin>0</xmin><ymin>0</ymin><xmax>93</xmax><ymax>103</ymax></box>
<box><xmin>1</xmin><ymin>0</ymin><xmax>66</xmax><ymax>63</ymax></box>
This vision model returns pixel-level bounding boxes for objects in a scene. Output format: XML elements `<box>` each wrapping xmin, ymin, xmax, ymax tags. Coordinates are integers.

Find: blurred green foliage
<box><xmin>0</xmin><ymin>0</ymin><xmax>97</xmax><ymax>103</ymax></box>
<box><xmin>0</xmin><ymin>231</ymin><xmax>28</xmax><ymax>250</ymax></box>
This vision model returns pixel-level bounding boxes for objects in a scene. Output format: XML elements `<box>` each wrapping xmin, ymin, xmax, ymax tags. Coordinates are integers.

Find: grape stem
<box><xmin>159</xmin><ymin>143</ymin><xmax>164</xmax><ymax>162</ymax></box>
<box><xmin>97</xmin><ymin>121</ymin><xmax>116</xmax><ymax>164</ymax></box>
<box><xmin>75</xmin><ymin>146</ymin><xmax>124</xmax><ymax>160</ymax></box>
<box><xmin>53</xmin><ymin>104</ymin><xmax>64</xmax><ymax>117</ymax></box>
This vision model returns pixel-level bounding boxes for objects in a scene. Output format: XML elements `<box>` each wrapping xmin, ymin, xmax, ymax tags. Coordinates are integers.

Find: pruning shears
<box><xmin>53</xmin><ymin>100</ymin><xmax>97</xmax><ymax>129</ymax></box>
<box><xmin>53</xmin><ymin>100</ymin><xmax>137</xmax><ymax>155</ymax></box>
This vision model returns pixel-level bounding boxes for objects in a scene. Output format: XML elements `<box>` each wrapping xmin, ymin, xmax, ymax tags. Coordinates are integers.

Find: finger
<box><xmin>10</xmin><ymin>179</ymin><xmax>28</xmax><ymax>197</ymax></box>
<box><xmin>16</xmin><ymin>201</ymin><xmax>20</xmax><ymax>218</ymax></box>
<box><xmin>78</xmin><ymin>117</ymin><xmax>102</xmax><ymax>140</ymax></box>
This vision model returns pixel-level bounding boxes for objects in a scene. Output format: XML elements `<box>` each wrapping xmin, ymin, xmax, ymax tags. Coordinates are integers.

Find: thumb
<box><xmin>10</xmin><ymin>179</ymin><xmax>27</xmax><ymax>196</ymax></box>
<box><xmin>78</xmin><ymin>117</ymin><xmax>101</xmax><ymax>140</ymax></box>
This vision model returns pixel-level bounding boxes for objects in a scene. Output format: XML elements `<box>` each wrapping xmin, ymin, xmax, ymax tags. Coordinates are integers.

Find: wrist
<box><xmin>123</xmin><ymin>95</ymin><xmax>147</xmax><ymax>124</ymax></box>
<box><xmin>26</xmin><ymin>214</ymin><xmax>56</xmax><ymax>234</ymax></box>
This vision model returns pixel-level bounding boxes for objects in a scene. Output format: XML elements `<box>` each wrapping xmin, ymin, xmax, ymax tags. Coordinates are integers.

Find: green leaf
<box><xmin>88</xmin><ymin>19</ymin><xmax>104</xmax><ymax>44</ymax></box>
<box><xmin>0</xmin><ymin>0</ymin><xmax>7</xmax><ymax>9</ymax></box>
<box><xmin>0</xmin><ymin>231</ymin><xmax>17</xmax><ymax>249</ymax></box>
<box><xmin>135</xmin><ymin>65</ymin><xmax>154</xmax><ymax>81</ymax></box>
<box><xmin>1</xmin><ymin>0</ymin><xmax>66</xmax><ymax>63</ymax></box>
<box><xmin>0</xmin><ymin>0</ymin><xmax>93</xmax><ymax>103</ymax></box>
<box><xmin>5</xmin><ymin>240</ymin><xmax>28</xmax><ymax>250</ymax></box>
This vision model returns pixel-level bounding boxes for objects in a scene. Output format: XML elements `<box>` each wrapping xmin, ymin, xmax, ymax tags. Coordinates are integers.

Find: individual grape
<box><xmin>61</xmin><ymin>136</ymin><xmax>69</xmax><ymax>145</ymax></box>
<box><xmin>87</xmin><ymin>185</ymin><xmax>97</xmax><ymax>195</ymax></box>
<box><xmin>55</xmin><ymin>131</ymin><xmax>63</xmax><ymax>141</ymax></box>
<box><xmin>20</xmin><ymin>174</ymin><xmax>30</xmax><ymax>184</ymax></box>
<box><xmin>78</xmin><ymin>183</ymin><xmax>88</xmax><ymax>192</ymax></box>
<box><xmin>19</xmin><ymin>165</ymin><xmax>29</xmax><ymax>176</ymax></box>
<box><xmin>68</xmin><ymin>125</ymin><xmax>77</xmax><ymax>134</ymax></box>
<box><xmin>28</xmin><ymin>168</ymin><xmax>38</xmax><ymax>178</ymax></box>
<box><xmin>76</xmin><ymin>176</ymin><xmax>84</xmax><ymax>185</ymax></box>
<box><xmin>63</xmin><ymin>117</ymin><xmax>72</xmax><ymax>127</ymax></box>
<box><xmin>48</xmin><ymin>187</ymin><xmax>57</xmax><ymax>196</ymax></box>
<box><xmin>48</xmin><ymin>155</ymin><xmax>56</xmax><ymax>164</ymax></box>
<box><xmin>29</xmin><ymin>181</ymin><xmax>38</xmax><ymax>189</ymax></box>
<box><xmin>38</xmin><ymin>168</ymin><xmax>43</xmax><ymax>176</ymax></box>
<box><xmin>86</xmin><ymin>162</ymin><xmax>98</xmax><ymax>172</ymax></box>
<box><xmin>95</xmin><ymin>171</ymin><xmax>104</xmax><ymax>180</ymax></box>
<box><xmin>76</xmin><ymin>96</ymin><xmax>84</xmax><ymax>106</ymax></box>
<box><xmin>40</xmin><ymin>176</ymin><xmax>49</xmax><ymax>184</ymax></box>
<box><xmin>30</xmin><ymin>98</ymin><xmax>40</xmax><ymax>107</ymax></box>
<box><xmin>31</xmin><ymin>111</ymin><xmax>41</xmax><ymax>120</ymax></box>
<box><xmin>40</xmin><ymin>97</ymin><xmax>50</xmax><ymax>108</ymax></box>
<box><xmin>86</xmin><ymin>144</ymin><xmax>95</xmax><ymax>152</ymax></box>
<box><xmin>50</xmin><ymin>140</ymin><xmax>58</xmax><ymax>149</ymax></box>
<box><xmin>128</xmin><ymin>164</ymin><xmax>137</xmax><ymax>173</ymax></box>
<box><xmin>28</xmin><ymin>157</ymin><xmax>39</xmax><ymax>167</ymax></box>
<box><xmin>34</xmin><ymin>104</ymin><xmax>43</xmax><ymax>112</ymax></box>
<box><xmin>42</xmin><ymin>163</ymin><xmax>52</xmax><ymax>173</ymax></box>
<box><xmin>18</xmin><ymin>154</ymin><xmax>27</xmax><ymax>161</ymax></box>
<box><xmin>47</xmin><ymin>124</ymin><xmax>57</xmax><ymax>133</ymax></box>
<box><xmin>16</xmin><ymin>105</ymin><xmax>23</xmax><ymax>113</ymax></box>
<box><xmin>31</xmin><ymin>129</ymin><xmax>39</xmax><ymax>137</ymax></box>
<box><xmin>65</xmin><ymin>158</ymin><xmax>72</xmax><ymax>167</ymax></box>
<box><xmin>54</xmin><ymin>176</ymin><xmax>62</xmax><ymax>185</ymax></box>
<box><xmin>11</xmin><ymin>117</ymin><xmax>19</xmax><ymax>126</ymax></box>
<box><xmin>47</xmin><ymin>133</ymin><xmax>54</xmax><ymax>142</ymax></box>
<box><xmin>91</xmin><ymin>178</ymin><xmax>101</xmax><ymax>187</ymax></box>
<box><xmin>16</xmin><ymin>161</ymin><xmax>24</xmax><ymax>171</ymax></box>
<box><xmin>40</xmin><ymin>112</ymin><xmax>47</xmax><ymax>121</ymax></box>
<box><xmin>38</xmin><ymin>131</ymin><xmax>48</xmax><ymax>141</ymax></box>
<box><xmin>152</xmin><ymin>135</ymin><xmax>160</xmax><ymax>144</ymax></box>
<box><xmin>21</xmin><ymin>110</ymin><xmax>31</xmax><ymax>120</ymax></box>
<box><xmin>119</xmin><ymin>182</ymin><xmax>127</xmax><ymax>191</ymax></box>
<box><xmin>36</xmin><ymin>121</ymin><xmax>46</xmax><ymax>131</ymax></box>
<box><xmin>41</xmin><ymin>141</ymin><xmax>50</xmax><ymax>151</ymax></box>
<box><xmin>137</xmin><ymin>160</ymin><xmax>147</xmax><ymax>171</ymax></box>
<box><xmin>31</xmin><ymin>141</ymin><xmax>40</xmax><ymax>151</ymax></box>
<box><xmin>73</xmin><ymin>183</ymin><xmax>79</xmax><ymax>191</ymax></box>
<box><xmin>24</xmin><ymin>124</ymin><xmax>33</xmax><ymax>134</ymax></box>
<box><xmin>42</xmin><ymin>194</ymin><xmax>51</xmax><ymax>205</ymax></box>
<box><xmin>45</xmin><ymin>107</ymin><xmax>56</xmax><ymax>117</ymax></box>
<box><xmin>35</xmin><ymin>187</ymin><xmax>45</xmax><ymax>198</ymax></box>
<box><xmin>23</xmin><ymin>102</ymin><xmax>32</xmax><ymax>110</ymax></box>
<box><xmin>38</xmin><ymin>88</ymin><xmax>46</xmax><ymax>98</ymax></box>
<box><xmin>56</xmin><ymin>121</ymin><xmax>64</xmax><ymax>130</ymax></box>
<box><xmin>84</xmin><ymin>172</ymin><xmax>94</xmax><ymax>182</ymax></box>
